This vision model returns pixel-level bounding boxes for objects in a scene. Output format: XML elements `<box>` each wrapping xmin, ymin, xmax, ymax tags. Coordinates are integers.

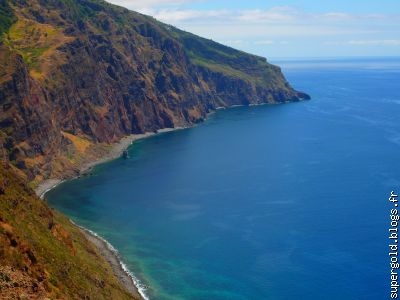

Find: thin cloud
<box><xmin>220</xmin><ymin>40</ymin><xmax>244</xmax><ymax>45</ymax></box>
<box><xmin>254</xmin><ymin>40</ymin><xmax>275</xmax><ymax>45</ymax></box>
<box><xmin>104</xmin><ymin>1</ymin><xmax>400</xmax><ymax>57</ymax></box>
<box><xmin>236</xmin><ymin>7</ymin><xmax>299</xmax><ymax>23</ymax></box>
<box><xmin>106</xmin><ymin>0</ymin><xmax>200</xmax><ymax>10</ymax></box>
<box><xmin>143</xmin><ymin>8</ymin><xmax>230</xmax><ymax>22</ymax></box>
<box><xmin>137</xmin><ymin>6</ymin><xmax>400</xmax><ymax>24</ymax></box>
<box><xmin>324</xmin><ymin>40</ymin><xmax>400</xmax><ymax>46</ymax></box>
<box><xmin>348</xmin><ymin>39</ymin><xmax>400</xmax><ymax>45</ymax></box>
<box><xmin>254</xmin><ymin>40</ymin><xmax>290</xmax><ymax>45</ymax></box>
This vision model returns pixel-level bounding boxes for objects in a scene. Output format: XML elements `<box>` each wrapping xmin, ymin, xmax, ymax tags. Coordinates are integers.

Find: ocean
<box><xmin>46</xmin><ymin>57</ymin><xmax>400</xmax><ymax>299</ymax></box>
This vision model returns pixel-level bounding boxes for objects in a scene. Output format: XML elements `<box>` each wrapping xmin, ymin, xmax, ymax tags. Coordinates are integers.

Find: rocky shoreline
<box><xmin>36</xmin><ymin>128</ymin><xmax>183</xmax><ymax>198</ymax></box>
<box><xmin>35</xmin><ymin>127</ymin><xmax>185</xmax><ymax>299</ymax></box>
<box><xmin>75</xmin><ymin>223</ymin><xmax>148</xmax><ymax>300</ymax></box>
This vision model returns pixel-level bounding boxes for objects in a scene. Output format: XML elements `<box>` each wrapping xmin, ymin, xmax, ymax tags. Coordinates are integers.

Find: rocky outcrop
<box><xmin>0</xmin><ymin>1</ymin><xmax>310</xmax><ymax>298</ymax></box>
<box><xmin>0</xmin><ymin>0</ymin><xmax>309</xmax><ymax>184</ymax></box>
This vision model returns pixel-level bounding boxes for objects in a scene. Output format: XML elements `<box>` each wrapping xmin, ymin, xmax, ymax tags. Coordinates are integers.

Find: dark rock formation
<box><xmin>0</xmin><ymin>0</ymin><xmax>309</xmax><ymax>183</ymax></box>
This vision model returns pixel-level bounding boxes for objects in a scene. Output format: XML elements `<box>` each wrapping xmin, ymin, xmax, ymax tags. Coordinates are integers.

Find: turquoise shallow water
<box><xmin>46</xmin><ymin>58</ymin><xmax>400</xmax><ymax>299</ymax></box>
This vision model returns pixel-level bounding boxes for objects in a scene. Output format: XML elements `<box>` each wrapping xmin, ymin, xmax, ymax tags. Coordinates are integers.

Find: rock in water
<box><xmin>0</xmin><ymin>0</ymin><xmax>309</xmax><ymax>183</ymax></box>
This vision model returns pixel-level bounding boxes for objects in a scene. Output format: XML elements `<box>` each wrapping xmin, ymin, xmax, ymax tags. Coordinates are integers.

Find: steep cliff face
<box><xmin>0</xmin><ymin>1</ymin><xmax>310</xmax><ymax>298</ymax></box>
<box><xmin>0</xmin><ymin>162</ymin><xmax>139</xmax><ymax>299</ymax></box>
<box><xmin>0</xmin><ymin>0</ymin><xmax>309</xmax><ymax>185</ymax></box>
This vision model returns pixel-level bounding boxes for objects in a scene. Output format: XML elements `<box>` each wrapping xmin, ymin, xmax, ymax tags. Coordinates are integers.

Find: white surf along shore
<box><xmin>35</xmin><ymin>127</ymin><xmax>185</xmax><ymax>300</ymax></box>
<box><xmin>34</xmin><ymin>102</ymin><xmax>298</xmax><ymax>298</ymax></box>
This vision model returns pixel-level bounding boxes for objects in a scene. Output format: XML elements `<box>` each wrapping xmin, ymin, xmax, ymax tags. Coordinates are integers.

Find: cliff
<box><xmin>0</xmin><ymin>0</ymin><xmax>309</xmax><ymax>186</ymax></box>
<box><xmin>0</xmin><ymin>162</ymin><xmax>140</xmax><ymax>299</ymax></box>
<box><xmin>0</xmin><ymin>0</ymin><xmax>309</xmax><ymax>298</ymax></box>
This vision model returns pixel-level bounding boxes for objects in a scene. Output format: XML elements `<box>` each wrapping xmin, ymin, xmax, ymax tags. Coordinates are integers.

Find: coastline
<box><xmin>32</xmin><ymin>102</ymin><xmax>305</xmax><ymax>298</ymax></box>
<box><xmin>71</xmin><ymin>220</ymin><xmax>149</xmax><ymax>300</ymax></box>
<box><xmin>36</xmin><ymin>128</ymin><xmax>183</xmax><ymax>199</ymax></box>
<box><xmin>35</xmin><ymin>127</ymin><xmax>185</xmax><ymax>299</ymax></box>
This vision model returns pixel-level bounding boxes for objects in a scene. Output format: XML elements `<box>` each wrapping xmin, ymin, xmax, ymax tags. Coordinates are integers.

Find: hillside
<box><xmin>0</xmin><ymin>0</ymin><xmax>309</xmax><ymax>186</ymax></box>
<box><xmin>0</xmin><ymin>0</ymin><xmax>309</xmax><ymax>298</ymax></box>
<box><xmin>0</xmin><ymin>162</ymin><xmax>140</xmax><ymax>299</ymax></box>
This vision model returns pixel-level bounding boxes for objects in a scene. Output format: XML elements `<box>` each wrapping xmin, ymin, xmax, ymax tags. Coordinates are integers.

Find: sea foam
<box><xmin>70</xmin><ymin>220</ymin><xmax>150</xmax><ymax>300</ymax></box>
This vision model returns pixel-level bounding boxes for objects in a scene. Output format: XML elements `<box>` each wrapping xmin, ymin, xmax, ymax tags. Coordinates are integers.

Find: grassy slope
<box><xmin>0</xmin><ymin>1</ymin><xmax>305</xmax><ymax>298</ymax></box>
<box><xmin>0</xmin><ymin>7</ymin><xmax>135</xmax><ymax>291</ymax></box>
<box><xmin>0</xmin><ymin>0</ymin><xmax>16</xmax><ymax>36</ymax></box>
<box><xmin>167</xmin><ymin>25</ymin><xmax>284</xmax><ymax>86</ymax></box>
<box><xmin>0</xmin><ymin>163</ymin><xmax>136</xmax><ymax>299</ymax></box>
<box><xmin>1</xmin><ymin>0</ymin><xmax>287</xmax><ymax>87</ymax></box>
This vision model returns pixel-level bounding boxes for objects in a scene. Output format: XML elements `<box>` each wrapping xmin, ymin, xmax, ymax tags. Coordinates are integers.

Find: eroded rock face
<box><xmin>0</xmin><ymin>265</ymin><xmax>48</xmax><ymax>300</ymax></box>
<box><xmin>0</xmin><ymin>0</ymin><xmax>309</xmax><ymax>183</ymax></box>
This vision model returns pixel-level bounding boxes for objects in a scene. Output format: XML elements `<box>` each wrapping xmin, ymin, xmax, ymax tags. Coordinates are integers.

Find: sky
<box><xmin>106</xmin><ymin>0</ymin><xmax>400</xmax><ymax>58</ymax></box>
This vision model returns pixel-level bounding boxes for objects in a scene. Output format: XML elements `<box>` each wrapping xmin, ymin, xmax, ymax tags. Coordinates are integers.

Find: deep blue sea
<box><xmin>46</xmin><ymin>57</ymin><xmax>400</xmax><ymax>300</ymax></box>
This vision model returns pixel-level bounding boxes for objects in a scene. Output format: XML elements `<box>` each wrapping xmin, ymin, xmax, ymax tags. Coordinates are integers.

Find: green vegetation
<box><xmin>2</xmin><ymin>19</ymin><xmax>49</xmax><ymax>67</ymax></box>
<box><xmin>2</xmin><ymin>16</ymin><xmax>73</xmax><ymax>76</ymax></box>
<box><xmin>191</xmin><ymin>56</ymin><xmax>256</xmax><ymax>82</ymax></box>
<box><xmin>168</xmin><ymin>26</ymin><xmax>282</xmax><ymax>86</ymax></box>
<box><xmin>0</xmin><ymin>163</ymin><xmax>135</xmax><ymax>299</ymax></box>
<box><xmin>0</xmin><ymin>0</ymin><xmax>16</xmax><ymax>36</ymax></box>
<box><xmin>55</xmin><ymin>0</ymin><xmax>127</xmax><ymax>24</ymax></box>
<box><xmin>0</xmin><ymin>0</ymin><xmax>304</xmax><ymax>298</ymax></box>
<box><xmin>57</xmin><ymin>0</ymin><xmax>100</xmax><ymax>21</ymax></box>
<box><xmin>1</xmin><ymin>0</ymin><xmax>283</xmax><ymax>86</ymax></box>
<box><xmin>13</xmin><ymin>45</ymin><xmax>48</xmax><ymax>67</ymax></box>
